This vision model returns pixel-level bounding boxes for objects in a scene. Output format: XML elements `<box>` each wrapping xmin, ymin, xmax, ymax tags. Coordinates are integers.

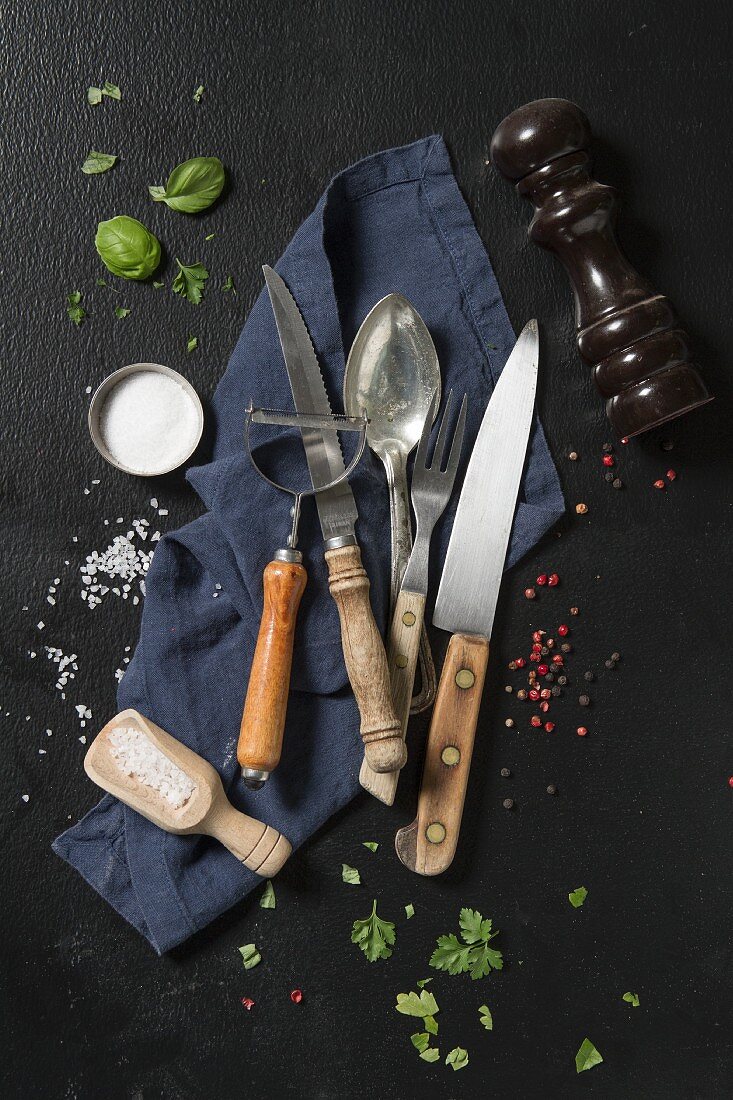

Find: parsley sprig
<box><xmin>173</xmin><ymin>258</ymin><xmax>209</xmax><ymax>304</ymax></box>
<box><xmin>351</xmin><ymin>899</ymin><xmax>395</xmax><ymax>962</ymax></box>
<box><xmin>429</xmin><ymin>907</ymin><xmax>503</xmax><ymax>980</ymax></box>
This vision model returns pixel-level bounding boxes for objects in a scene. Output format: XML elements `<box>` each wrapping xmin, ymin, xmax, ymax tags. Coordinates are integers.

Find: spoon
<box><xmin>343</xmin><ymin>293</ymin><xmax>440</xmax><ymax>715</ymax></box>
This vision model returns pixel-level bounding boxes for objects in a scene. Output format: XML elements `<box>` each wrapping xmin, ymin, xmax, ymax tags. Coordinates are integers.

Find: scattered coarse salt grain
<box><xmin>21</xmin><ymin>794</ymin><xmax>29</xmax><ymax>803</ymax></box>
<box><xmin>108</xmin><ymin>727</ymin><xmax>197</xmax><ymax>808</ymax></box>
<box><xmin>79</xmin><ymin>736</ymin><xmax>87</xmax><ymax>745</ymax></box>
<box><xmin>98</xmin><ymin>372</ymin><xmax>200</xmax><ymax>475</ymax></box>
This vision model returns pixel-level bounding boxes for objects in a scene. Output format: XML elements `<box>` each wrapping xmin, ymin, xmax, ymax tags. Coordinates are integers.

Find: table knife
<box><xmin>395</xmin><ymin>320</ymin><xmax>539</xmax><ymax>875</ymax></box>
<box><xmin>263</xmin><ymin>266</ymin><xmax>403</xmax><ymax>773</ymax></box>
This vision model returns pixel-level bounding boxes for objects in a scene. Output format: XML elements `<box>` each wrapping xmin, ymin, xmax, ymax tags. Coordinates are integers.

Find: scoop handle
<box><xmin>325</xmin><ymin>543</ymin><xmax>403</xmax><ymax>772</ymax></box>
<box><xmin>237</xmin><ymin>557</ymin><xmax>307</xmax><ymax>779</ymax></box>
<box><xmin>206</xmin><ymin>802</ymin><xmax>292</xmax><ymax>876</ymax></box>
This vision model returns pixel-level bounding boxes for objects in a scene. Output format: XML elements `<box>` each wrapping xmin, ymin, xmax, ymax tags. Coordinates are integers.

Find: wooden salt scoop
<box><xmin>84</xmin><ymin>709</ymin><xmax>291</xmax><ymax>877</ymax></box>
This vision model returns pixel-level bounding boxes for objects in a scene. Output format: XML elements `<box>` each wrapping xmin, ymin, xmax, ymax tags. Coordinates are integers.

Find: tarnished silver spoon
<box><xmin>343</xmin><ymin>293</ymin><xmax>439</xmax><ymax>713</ymax></box>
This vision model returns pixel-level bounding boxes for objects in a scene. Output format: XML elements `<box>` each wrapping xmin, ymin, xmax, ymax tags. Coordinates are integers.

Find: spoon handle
<box><xmin>325</xmin><ymin>543</ymin><xmax>405</xmax><ymax>772</ymax></box>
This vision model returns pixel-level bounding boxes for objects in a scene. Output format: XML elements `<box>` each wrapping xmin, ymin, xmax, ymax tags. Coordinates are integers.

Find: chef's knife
<box><xmin>395</xmin><ymin>320</ymin><xmax>539</xmax><ymax>875</ymax></box>
<box><xmin>262</xmin><ymin>266</ymin><xmax>403</xmax><ymax>773</ymax></box>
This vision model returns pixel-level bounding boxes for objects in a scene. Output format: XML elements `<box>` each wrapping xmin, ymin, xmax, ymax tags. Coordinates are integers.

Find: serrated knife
<box><xmin>261</xmin><ymin>266</ymin><xmax>403</xmax><ymax>773</ymax></box>
<box><xmin>395</xmin><ymin>320</ymin><xmax>539</xmax><ymax>875</ymax></box>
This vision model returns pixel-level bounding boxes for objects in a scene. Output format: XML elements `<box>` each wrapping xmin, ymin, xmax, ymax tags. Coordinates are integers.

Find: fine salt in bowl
<box><xmin>88</xmin><ymin>362</ymin><xmax>204</xmax><ymax>477</ymax></box>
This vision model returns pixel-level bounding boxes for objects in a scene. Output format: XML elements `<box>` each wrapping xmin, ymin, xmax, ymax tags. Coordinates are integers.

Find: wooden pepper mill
<box><xmin>490</xmin><ymin>98</ymin><xmax>712</xmax><ymax>437</ymax></box>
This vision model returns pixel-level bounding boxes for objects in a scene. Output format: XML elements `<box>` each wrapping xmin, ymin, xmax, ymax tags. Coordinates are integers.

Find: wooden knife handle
<box><xmin>325</xmin><ymin>543</ymin><xmax>403</xmax><ymax>773</ymax></box>
<box><xmin>395</xmin><ymin>632</ymin><xmax>489</xmax><ymax>875</ymax></box>
<box><xmin>237</xmin><ymin>558</ymin><xmax>307</xmax><ymax>778</ymax></box>
<box><xmin>205</xmin><ymin>803</ymin><xmax>292</xmax><ymax>877</ymax></box>
<box><xmin>360</xmin><ymin>588</ymin><xmax>426</xmax><ymax>804</ymax></box>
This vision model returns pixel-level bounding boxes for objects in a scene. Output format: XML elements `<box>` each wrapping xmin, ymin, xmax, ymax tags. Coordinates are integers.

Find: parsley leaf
<box><xmin>173</xmin><ymin>258</ymin><xmax>209</xmax><ymax>304</ymax></box>
<box><xmin>445</xmin><ymin>1047</ymin><xmax>469</xmax><ymax>1071</ymax></box>
<box><xmin>238</xmin><ymin>943</ymin><xmax>261</xmax><ymax>970</ymax></box>
<box><xmin>420</xmin><ymin>1048</ymin><xmax>440</xmax><ymax>1063</ymax></box>
<box><xmin>87</xmin><ymin>87</ymin><xmax>102</xmax><ymax>105</ymax></box>
<box><xmin>479</xmin><ymin>1004</ymin><xmax>493</xmax><ymax>1030</ymax></box>
<box><xmin>622</xmin><ymin>992</ymin><xmax>640</xmax><ymax>1007</ymax></box>
<box><xmin>351</xmin><ymin>899</ymin><xmax>395</xmax><ymax>962</ymax></box>
<box><xmin>87</xmin><ymin>82</ymin><xmax>120</xmax><ymax>104</ymax></box>
<box><xmin>411</xmin><ymin>1032</ymin><xmax>430</xmax><ymax>1053</ymax></box>
<box><xmin>416</xmin><ymin>978</ymin><xmax>432</xmax><ymax>988</ymax></box>
<box><xmin>395</xmin><ymin>990</ymin><xmax>439</xmax><ymax>1018</ymax></box>
<box><xmin>186</xmin><ymin>336</ymin><xmax>198</xmax><ymax>353</ymax></box>
<box><xmin>342</xmin><ymin>863</ymin><xmax>361</xmax><ymax>885</ymax></box>
<box><xmin>405</xmin><ymin>903</ymin><xmax>415</xmax><ymax>919</ymax></box>
<box><xmin>569</xmin><ymin>886</ymin><xmax>588</xmax><ymax>908</ymax></box>
<box><xmin>430</xmin><ymin>909</ymin><xmax>503</xmax><ymax>980</ymax></box>
<box><xmin>67</xmin><ymin>291</ymin><xmax>85</xmax><ymax>326</ymax></box>
<box><xmin>259</xmin><ymin>881</ymin><xmax>276</xmax><ymax>909</ymax></box>
<box><xmin>82</xmin><ymin>151</ymin><xmax>117</xmax><ymax>175</ymax></box>
<box><xmin>193</xmin><ymin>84</ymin><xmax>205</xmax><ymax>102</ymax></box>
<box><xmin>222</xmin><ymin>274</ymin><xmax>235</xmax><ymax>293</ymax></box>
<box><xmin>362</xmin><ymin>841</ymin><xmax>378</xmax><ymax>852</ymax></box>
<box><xmin>575</xmin><ymin>1037</ymin><xmax>603</xmax><ymax>1073</ymax></box>
<box><xmin>114</xmin><ymin>305</ymin><xmax>130</xmax><ymax>319</ymax></box>
<box><xmin>423</xmin><ymin>1015</ymin><xmax>439</xmax><ymax>1036</ymax></box>
<box><xmin>152</xmin><ymin>281</ymin><xmax>164</xmax><ymax>289</ymax></box>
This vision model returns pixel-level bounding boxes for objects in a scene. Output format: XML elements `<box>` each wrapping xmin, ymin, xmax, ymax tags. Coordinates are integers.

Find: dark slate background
<box><xmin>2</xmin><ymin>1</ymin><xmax>731</xmax><ymax>1097</ymax></box>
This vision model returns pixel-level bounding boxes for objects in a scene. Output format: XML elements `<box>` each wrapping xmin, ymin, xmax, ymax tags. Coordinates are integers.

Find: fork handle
<box><xmin>359</xmin><ymin>588</ymin><xmax>426</xmax><ymax>803</ymax></box>
<box><xmin>325</xmin><ymin>543</ymin><xmax>404</xmax><ymax>772</ymax></box>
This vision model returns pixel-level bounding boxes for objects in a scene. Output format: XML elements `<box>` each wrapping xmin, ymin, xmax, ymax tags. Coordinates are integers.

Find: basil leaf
<box><xmin>82</xmin><ymin>151</ymin><xmax>117</xmax><ymax>175</ymax></box>
<box><xmin>575</xmin><ymin>1037</ymin><xmax>603</xmax><ymax>1073</ymax></box>
<box><xmin>149</xmin><ymin>156</ymin><xmax>225</xmax><ymax>214</ymax></box>
<box><xmin>95</xmin><ymin>216</ymin><xmax>161</xmax><ymax>281</ymax></box>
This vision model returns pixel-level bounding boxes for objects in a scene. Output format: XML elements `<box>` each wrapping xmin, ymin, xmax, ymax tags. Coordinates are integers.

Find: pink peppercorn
<box><xmin>577</xmin><ymin>726</ymin><xmax>588</xmax><ymax>737</ymax></box>
<box><xmin>515</xmin><ymin>657</ymin><xmax>526</xmax><ymax>668</ymax></box>
<box><xmin>552</xmin><ymin>654</ymin><xmax>564</xmax><ymax>665</ymax></box>
<box><xmin>557</xmin><ymin>624</ymin><xmax>569</xmax><ymax>636</ymax></box>
<box><xmin>653</xmin><ymin>479</ymin><xmax>665</xmax><ymax>490</ymax></box>
<box><xmin>666</xmin><ymin>469</ymin><xmax>677</xmax><ymax>481</ymax></box>
<box><xmin>728</xmin><ymin>776</ymin><xmax>733</xmax><ymax>788</ymax></box>
<box><xmin>524</xmin><ymin>587</ymin><xmax>536</xmax><ymax>600</ymax></box>
<box><xmin>290</xmin><ymin>989</ymin><xmax>303</xmax><ymax>1004</ymax></box>
<box><xmin>532</xmin><ymin>630</ymin><xmax>544</xmax><ymax>643</ymax></box>
<box><xmin>548</xmin><ymin>573</ymin><xmax>560</xmax><ymax>586</ymax></box>
<box><xmin>540</xmin><ymin>688</ymin><xmax>551</xmax><ymax>700</ymax></box>
<box><xmin>528</xmin><ymin>688</ymin><xmax>540</xmax><ymax>701</ymax></box>
<box><xmin>537</xmin><ymin>663</ymin><xmax>549</xmax><ymax>676</ymax></box>
<box><xmin>536</xmin><ymin>573</ymin><xmax>548</xmax><ymax>586</ymax></box>
<box><xmin>241</xmin><ymin>998</ymin><xmax>255</xmax><ymax>1011</ymax></box>
<box><xmin>540</xmin><ymin>701</ymin><xmax>550</xmax><ymax>713</ymax></box>
<box><xmin>544</xmin><ymin>721</ymin><xmax>555</xmax><ymax>732</ymax></box>
<box><xmin>532</xmin><ymin>642</ymin><xmax>542</xmax><ymax>653</ymax></box>
<box><xmin>602</xmin><ymin>455</ymin><xmax>615</xmax><ymax>467</ymax></box>
<box><xmin>531</xmin><ymin>715</ymin><xmax>542</xmax><ymax>728</ymax></box>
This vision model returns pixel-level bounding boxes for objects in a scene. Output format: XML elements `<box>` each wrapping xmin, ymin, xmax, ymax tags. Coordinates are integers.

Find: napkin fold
<box><xmin>53</xmin><ymin>136</ymin><xmax>564</xmax><ymax>953</ymax></box>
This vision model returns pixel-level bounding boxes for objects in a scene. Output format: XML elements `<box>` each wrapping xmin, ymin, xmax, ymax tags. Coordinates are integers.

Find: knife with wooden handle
<box><xmin>262</xmin><ymin>266</ymin><xmax>402</xmax><ymax>772</ymax></box>
<box><xmin>395</xmin><ymin>321</ymin><xmax>539</xmax><ymax>875</ymax></box>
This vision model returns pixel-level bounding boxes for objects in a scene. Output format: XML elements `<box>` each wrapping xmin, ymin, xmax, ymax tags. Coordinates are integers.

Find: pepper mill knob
<box><xmin>490</xmin><ymin>98</ymin><xmax>712</xmax><ymax>437</ymax></box>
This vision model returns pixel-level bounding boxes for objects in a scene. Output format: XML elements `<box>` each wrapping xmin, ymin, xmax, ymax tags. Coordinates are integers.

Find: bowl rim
<box><xmin>88</xmin><ymin>362</ymin><xmax>205</xmax><ymax>477</ymax></box>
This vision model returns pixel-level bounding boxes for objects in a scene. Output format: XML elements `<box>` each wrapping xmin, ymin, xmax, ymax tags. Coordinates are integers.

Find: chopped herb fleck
<box><xmin>87</xmin><ymin>82</ymin><xmax>120</xmax><ymax>104</ymax></box>
<box><xmin>395</xmin><ymin>990</ymin><xmax>439</xmax><ymax>1019</ymax></box>
<box><xmin>238</xmin><ymin>943</ymin><xmax>261</xmax><ymax>970</ymax></box>
<box><xmin>81</xmin><ymin>151</ymin><xmax>117</xmax><ymax>175</ymax></box>
<box><xmin>569</xmin><ymin>886</ymin><xmax>588</xmax><ymax>908</ymax></box>
<box><xmin>575</xmin><ymin>1037</ymin><xmax>603</xmax><ymax>1073</ymax></box>
<box><xmin>67</xmin><ymin>291</ymin><xmax>85</xmax><ymax>326</ymax></box>
<box><xmin>222</xmin><ymin>274</ymin><xmax>236</xmax><ymax>293</ymax></box>
<box><xmin>622</xmin><ymin>992</ymin><xmax>640</xmax><ymax>1007</ymax></box>
<box><xmin>152</xmin><ymin>281</ymin><xmax>164</xmax><ymax>290</ymax></box>
<box><xmin>411</xmin><ymin>1032</ymin><xmax>430</xmax><ymax>1053</ymax></box>
<box><xmin>186</xmin><ymin>336</ymin><xmax>198</xmax><ymax>353</ymax></box>
<box><xmin>479</xmin><ymin>1004</ymin><xmax>493</xmax><ymax>1030</ymax></box>
<box><xmin>430</xmin><ymin>908</ymin><xmax>503</xmax><ymax>980</ymax></box>
<box><xmin>351</xmin><ymin>899</ymin><xmax>395</xmax><ymax>962</ymax></box>
<box><xmin>405</xmin><ymin>903</ymin><xmax>415</xmax><ymax>919</ymax></box>
<box><xmin>259</xmin><ymin>881</ymin><xmax>276</xmax><ymax>909</ymax></box>
<box><xmin>419</xmin><ymin>1048</ymin><xmax>440</xmax><ymax>1063</ymax></box>
<box><xmin>114</xmin><ymin>305</ymin><xmax>130</xmax><ymax>319</ymax></box>
<box><xmin>204</xmin><ymin>232</ymin><xmax>216</xmax><ymax>241</ymax></box>
<box><xmin>362</xmin><ymin>841</ymin><xmax>378</xmax><ymax>852</ymax></box>
<box><xmin>416</xmin><ymin>978</ymin><xmax>432</xmax><ymax>988</ymax></box>
<box><xmin>445</xmin><ymin>1047</ymin><xmax>469</xmax><ymax>1071</ymax></box>
<box><xmin>193</xmin><ymin>84</ymin><xmax>205</xmax><ymax>102</ymax></box>
<box><xmin>342</xmin><ymin>863</ymin><xmax>361</xmax><ymax>885</ymax></box>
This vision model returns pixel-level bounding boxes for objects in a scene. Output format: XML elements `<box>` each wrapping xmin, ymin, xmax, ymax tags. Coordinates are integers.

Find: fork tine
<box><xmin>414</xmin><ymin>388</ymin><xmax>439</xmax><ymax>473</ymax></box>
<box><xmin>431</xmin><ymin>389</ymin><xmax>454</xmax><ymax>470</ymax></box>
<box><xmin>445</xmin><ymin>394</ymin><xmax>467</xmax><ymax>482</ymax></box>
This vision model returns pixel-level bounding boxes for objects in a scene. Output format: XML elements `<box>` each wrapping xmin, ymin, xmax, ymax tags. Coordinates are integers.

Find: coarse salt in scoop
<box><xmin>88</xmin><ymin>364</ymin><xmax>204</xmax><ymax>476</ymax></box>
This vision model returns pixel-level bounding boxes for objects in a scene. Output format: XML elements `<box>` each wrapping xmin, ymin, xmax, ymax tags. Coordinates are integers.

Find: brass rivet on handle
<box><xmin>455</xmin><ymin>668</ymin><xmax>475</xmax><ymax>689</ymax></box>
<box><xmin>441</xmin><ymin>745</ymin><xmax>461</xmax><ymax>767</ymax></box>
<box><xmin>425</xmin><ymin>821</ymin><xmax>446</xmax><ymax>844</ymax></box>
<box><xmin>402</xmin><ymin>611</ymin><xmax>416</xmax><ymax>626</ymax></box>
<box><xmin>395</xmin><ymin>654</ymin><xmax>408</xmax><ymax>668</ymax></box>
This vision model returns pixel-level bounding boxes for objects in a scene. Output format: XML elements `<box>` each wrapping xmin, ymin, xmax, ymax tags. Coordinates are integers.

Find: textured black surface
<box><xmin>2</xmin><ymin>1</ymin><xmax>732</xmax><ymax>1097</ymax></box>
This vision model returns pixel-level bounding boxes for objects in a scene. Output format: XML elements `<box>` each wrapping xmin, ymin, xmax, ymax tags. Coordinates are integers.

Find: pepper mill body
<box><xmin>490</xmin><ymin>98</ymin><xmax>711</xmax><ymax>437</ymax></box>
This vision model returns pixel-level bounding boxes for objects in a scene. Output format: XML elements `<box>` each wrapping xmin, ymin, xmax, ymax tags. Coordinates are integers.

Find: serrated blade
<box><xmin>433</xmin><ymin>320</ymin><xmax>538</xmax><ymax>638</ymax></box>
<box><xmin>263</xmin><ymin>266</ymin><xmax>358</xmax><ymax>543</ymax></box>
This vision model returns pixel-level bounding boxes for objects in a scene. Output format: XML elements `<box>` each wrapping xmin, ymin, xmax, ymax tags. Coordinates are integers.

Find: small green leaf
<box><xmin>173</xmin><ymin>258</ymin><xmax>209</xmax><ymax>304</ymax></box>
<box><xmin>410</xmin><ymin>1032</ymin><xmax>429</xmax><ymax>1053</ymax></box>
<box><xmin>193</xmin><ymin>84</ymin><xmax>205</xmax><ymax>102</ymax></box>
<box><xmin>430</xmin><ymin>933</ymin><xmax>472</xmax><ymax>975</ymax></box>
<box><xmin>423</xmin><ymin>1014</ymin><xmax>439</xmax><ymax>1036</ymax></box>
<box><xmin>114</xmin><ymin>305</ymin><xmax>130</xmax><ymax>319</ymax></box>
<box><xmin>101</xmin><ymin>81</ymin><xmax>121</xmax><ymax>100</ymax></box>
<box><xmin>186</xmin><ymin>336</ymin><xmax>198</xmax><ymax>353</ymax></box>
<box><xmin>416</xmin><ymin>978</ymin><xmax>432</xmax><ymax>988</ymax></box>
<box><xmin>404</xmin><ymin>903</ymin><xmax>415</xmax><ymax>919</ymax></box>
<box><xmin>419</xmin><ymin>1048</ymin><xmax>440</xmax><ymax>1063</ymax></box>
<box><xmin>259</xmin><ymin>881</ymin><xmax>276</xmax><ymax>909</ymax></box>
<box><xmin>362</xmin><ymin>842</ymin><xmax>378</xmax><ymax>852</ymax></box>
<box><xmin>622</xmin><ymin>992</ymin><xmax>640</xmax><ymax>1007</ymax></box>
<box><xmin>221</xmin><ymin>274</ymin><xmax>235</xmax><ymax>293</ymax></box>
<box><xmin>445</xmin><ymin>1047</ymin><xmax>469</xmax><ymax>1071</ymax></box>
<box><xmin>152</xmin><ymin>281</ymin><xmax>164</xmax><ymax>289</ymax></box>
<box><xmin>569</xmin><ymin>886</ymin><xmax>588</xmax><ymax>908</ymax></box>
<box><xmin>96</xmin><ymin>278</ymin><xmax>110</xmax><ymax>288</ymax></box>
<box><xmin>351</xmin><ymin>899</ymin><xmax>395</xmax><ymax>962</ymax></box>
<box><xmin>238</xmin><ymin>943</ymin><xmax>261</xmax><ymax>970</ymax></box>
<box><xmin>204</xmin><ymin>232</ymin><xmax>216</xmax><ymax>241</ymax></box>
<box><xmin>81</xmin><ymin>151</ymin><xmax>117</xmax><ymax>175</ymax></box>
<box><xmin>575</xmin><ymin>1038</ymin><xmax>603</xmax><ymax>1073</ymax></box>
<box><xmin>479</xmin><ymin>1004</ymin><xmax>493</xmax><ymax>1030</ymax></box>
<box><xmin>395</xmin><ymin>990</ymin><xmax>439</xmax><ymax>1018</ymax></box>
<box><xmin>342</xmin><ymin>863</ymin><xmax>361</xmax><ymax>885</ymax></box>
<box><xmin>66</xmin><ymin>291</ymin><xmax>85</xmax><ymax>326</ymax></box>
<box><xmin>149</xmin><ymin>156</ymin><xmax>225</xmax><ymax>214</ymax></box>
<box><xmin>95</xmin><ymin>216</ymin><xmax>160</xmax><ymax>281</ymax></box>
<box><xmin>87</xmin><ymin>86</ymin><xmax>102</xmax><ymax>105</ymax></box>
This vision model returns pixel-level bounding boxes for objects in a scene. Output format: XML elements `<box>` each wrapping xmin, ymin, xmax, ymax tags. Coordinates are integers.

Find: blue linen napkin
<box><xmin>53</xmin><ymin>136</ymin><xmax>564</xmax><ymax>953</ymax></box>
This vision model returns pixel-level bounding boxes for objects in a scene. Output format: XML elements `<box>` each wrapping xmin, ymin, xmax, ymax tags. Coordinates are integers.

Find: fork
<box><xmin>359</xmin><ymin>389</ymin><xmax>467</xmax><ymax>804</ymax></box>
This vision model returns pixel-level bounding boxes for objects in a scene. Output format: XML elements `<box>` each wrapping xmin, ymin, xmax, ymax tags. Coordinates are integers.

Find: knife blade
<box><xmin>262</xmin><ymin>266</ymin><xmax>403</xmax><ymax>772</ymax></box>
<box><xmin>395</xmin><ymin>320</ymin><xmax>539</xmax><ymax>874</ymax></box>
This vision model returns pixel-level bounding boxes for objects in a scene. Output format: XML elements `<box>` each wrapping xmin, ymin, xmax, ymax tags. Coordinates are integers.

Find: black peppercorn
<box><xmin>561</xmin><ymin>642</ymin><xmax>571</xmax><ymax>653</ymax></box>
<box><xmin>605</xmin><ymin>659</ymin><xmax>616</xmax><ymax>669</ymax></box>
<box><xmin>557</xmin><ymin>675</ymin><xmax>567</xmax><ymax>685</ymax></box>
<box><xmin>546</xmin><ymin>784</ymin><xmax>557</xmax><ymax>795</ymax></box>
<box><xmin>551</xmin><ymin>685</ymin><xmax>561</xmax><ymax>697</ymax></box>
<box><xmin>604</xmin><ymin>471</ymin><xmax>614</xmax><ymax>482</ymax></box>
<box><xmin>579</xmin><ymin>694</ymin><xmax>590</xmax><ymax>706</ymax></box>
<box><xmin>517</xmin><ymin>689</ymin><xmax>527</xmax><ymax>701</ymax></box>
<box><xmin>505</xmin><ymin>684</ymin><xmax>513</xmax><ymax>692</ymax></box>
<box><xmin>612</xmin><ymin>478</ymin><xmax>623</xmax><ymax>489</ymax></box>
<box><xmin>602</xmin><ymin>442</ymin><xmax>613</xmax><ymax>453</ymax></box>
<box><xmin>611</xmin><ymin>652</ymin><xmax>620</xmax><ymax>662</ymax></box>
<box><xmin>545</xmin><ymin>672</ymin><xmax>555</xmax><ymax>683</ymax></box>
<box><xmin>584</xmin><ymin>670</ymin><xmax>594</xmax><ymax>682</ymax></box>
<box><xmin>500</xmin><ymin>767</ymin><xmax>511</xmax><ymax>778</ymax></box>
<box><xmin>660</xmin><ymin>439</ymin><xmax>674</xmax><ymax>451</ymax></box>
<box><xmin>502</xmin><ymin>798</ymin><xmax>514</xmax><ymax>810</ymax></box>
<box><xmin>540</xmin><ymin>646</ymin><xmax>549</xmax><ymax>656</ymax></box>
